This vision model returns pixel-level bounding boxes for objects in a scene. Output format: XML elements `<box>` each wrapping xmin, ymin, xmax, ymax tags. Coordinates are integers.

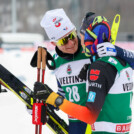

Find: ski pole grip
<box><xmin>42</xmin><ymin>48</ymin><xmax>47</xmax><ymax>70</ymax></box>
<box><xmin>37</xmin><ymin>47</ymin><xmax>42</xmax><ymax>69</ymax></box>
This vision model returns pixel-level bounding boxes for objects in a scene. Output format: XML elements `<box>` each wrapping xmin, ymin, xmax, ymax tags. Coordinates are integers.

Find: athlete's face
<box><xmin>51</xmin><ymin>30</ymin><xmax>78</xmax><ymax>54</ymax></box>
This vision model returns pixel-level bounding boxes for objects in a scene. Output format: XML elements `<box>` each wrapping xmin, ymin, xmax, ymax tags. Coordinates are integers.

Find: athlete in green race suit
<box><xmin>53</xmin><ymin>39</ymin><xmax>90</xmax><ymax>119</ymax></box>
<box><xmin>41</xmin><ymin>9</ymin><xmax>91</xmax><ymax>134</ymax></box>
<box><xmin>87</xmin><ymin>56</ymin><xmax>133</xmax><ymax>134</ymax></box>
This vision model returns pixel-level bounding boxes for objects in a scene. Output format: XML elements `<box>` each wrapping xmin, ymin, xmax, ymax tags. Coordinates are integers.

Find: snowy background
<box><xmin>0</xmin><ymin>45</ymin><xmax>134</xmax><ymax>134</ymax></box>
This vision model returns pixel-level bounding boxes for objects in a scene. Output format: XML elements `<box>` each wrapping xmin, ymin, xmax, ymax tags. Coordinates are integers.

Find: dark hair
<box><xmin>80</xmin><ymin>12</ymin><xmax>96</xmax><ymax>35</ymax></box>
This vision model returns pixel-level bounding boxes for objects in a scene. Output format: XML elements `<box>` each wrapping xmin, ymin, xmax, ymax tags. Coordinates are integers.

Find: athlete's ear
<box><xmin>51</xmin><ymin>42</ymin><xmax>56</xmax><ymax>46</ymax></box>
<box><xmin>80</xmin><ymin>33</ymin><xmax>85</xmax><ymax>46</ymax></box>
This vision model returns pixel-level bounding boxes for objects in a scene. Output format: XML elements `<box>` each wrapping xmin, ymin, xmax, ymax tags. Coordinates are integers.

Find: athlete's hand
<box><xmin>33</xmin><ymin>82</ymin><xmax>53</xmax><ymax>101</ymax></box>
<box><xmin>97</xmin><ymin>42</ymin><xmax>117</xmax><ymax>57</ymax></box>
<box><xmin>33</xmin><ymin>82</ymin><xmax>63</xmax><ymax>108</ymax></box>
<box><xmin>30</xmin><ymin>48</ymin><xmax>56</xmax><ymax>70</ymax></box>
<box><xmin>78</xmin><ymin>64</ymin><xmax>89</xmax><ymax>81</ymax></box>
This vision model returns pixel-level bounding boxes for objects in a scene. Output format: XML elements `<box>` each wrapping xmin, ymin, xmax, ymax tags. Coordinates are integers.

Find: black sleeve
<box><xmin>86</xmin><ymin>60</ymin><xmax>117</xmax><ymax>114</ymax></box>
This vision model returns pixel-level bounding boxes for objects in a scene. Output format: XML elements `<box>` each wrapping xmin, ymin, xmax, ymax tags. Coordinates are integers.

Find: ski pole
<box><xmin>35</xmin><ymin>46</ymin><xmax>42</xmax><ymax>134</ymax></box>
<box><xmin>41</xmin><ymin>47</ymin><xmax>47</xmax><ymax>84</ymax></box>
<box><xmin>37</xmin><ymin>46</ymin><xmax>42</xmax><ymax>82</ymax></box>
<box><xmin>33</xmin><ymin>47</ymin><xmax>47</xmax><ymax>134</ymax></box>
<box><xmin>38</xmin><ymin>47</ymin><xmax>47</xmax><ymax>134</ymax></box>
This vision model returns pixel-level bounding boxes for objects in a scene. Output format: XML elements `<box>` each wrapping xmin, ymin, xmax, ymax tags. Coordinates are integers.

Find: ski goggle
<box><xmin>56</xmin><ymin>30</ymin><xmax>77</xmax><ymax>46</ymax></box>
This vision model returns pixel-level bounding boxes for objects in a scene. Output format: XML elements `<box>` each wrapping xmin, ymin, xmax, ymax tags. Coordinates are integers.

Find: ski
<box><xmin>0</xmin><ymin>64</ymin><xmax>68</xmax><ymax>134</ymax></box>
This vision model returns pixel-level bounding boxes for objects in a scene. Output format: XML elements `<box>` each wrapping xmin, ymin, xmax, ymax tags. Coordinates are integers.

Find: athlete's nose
<box><xmin>67</xmin><ymin>39</ymin><xmax>74</xmax><ymax>46</ymax></box>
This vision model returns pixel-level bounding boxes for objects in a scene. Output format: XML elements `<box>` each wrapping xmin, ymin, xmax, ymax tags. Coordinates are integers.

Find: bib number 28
<box><xmin>66</xmin><ymin>86</ymin><xmax>80</xmax><ymax>102</ymax></box>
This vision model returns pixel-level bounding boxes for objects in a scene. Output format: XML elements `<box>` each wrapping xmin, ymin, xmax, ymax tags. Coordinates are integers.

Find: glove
<box><xmin>34</xmin><ymin>82</ymin><xmax>53</xmax><ymax>101</ymax></box>
<box><xmin>97</xmin><ymin>42</ymin><xmax>117</xmax><ymax>57</ymax></box>
<box><xmin>30</xmin><ymin>48</ymin><xmax>56</xmax><ymax>70</ymax></box>
<box><xmin>33</xmin><ymin>82</ymin><xmax>64</xmax><ymax>108</ymax></box>
<box><xmin>78</xmin><ymin>64</ymin><xmax>89</xmax><ymax>81</ymax></box>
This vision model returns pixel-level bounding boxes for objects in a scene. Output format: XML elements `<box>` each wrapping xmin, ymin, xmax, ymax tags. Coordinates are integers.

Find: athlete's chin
<box><xmin>67</xmin><ymin>46</ymin><xmax>78</xmax><ymax>54</ymax></box>
<box><xmin>66</xmin><ymin>48</ymin><xmax>77</xmax><ymax>54</ymax></box>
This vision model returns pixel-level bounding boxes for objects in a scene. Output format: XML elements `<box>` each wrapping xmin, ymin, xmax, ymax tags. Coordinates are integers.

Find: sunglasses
<box><xmin>56</xmin><ymin>30</ymin><xmax>77</xmax><ymax>46</ymax></box>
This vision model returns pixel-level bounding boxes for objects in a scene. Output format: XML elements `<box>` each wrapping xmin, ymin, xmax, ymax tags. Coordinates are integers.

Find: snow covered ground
<box><xmin>0</xmin><ymin>48</ymin><xmax>134</xmax><ymax>134</ymax></box>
